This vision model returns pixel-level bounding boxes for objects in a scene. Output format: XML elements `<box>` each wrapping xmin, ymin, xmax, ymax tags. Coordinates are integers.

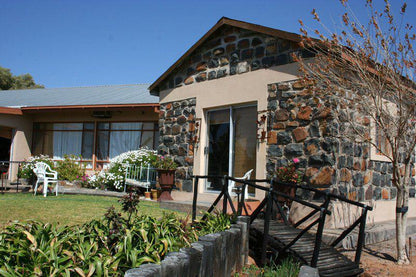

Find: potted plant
<box><xmin>274</xmin><ymin>158</ymin><xmax>304</xmax><ymax>212</ymax></box>
<box><xmin>155</xmin><ymin>156</ymin><xmax>177</xmax><ymax>200</ymax></box>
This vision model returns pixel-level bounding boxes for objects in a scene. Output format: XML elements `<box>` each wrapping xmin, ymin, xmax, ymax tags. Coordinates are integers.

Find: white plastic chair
<box><xmin>228</xmin><ymin>169</ymin><xmax>254</xmax><ymax>200</ymax></box>
<box><xmin>33</xmin><ymin>162</ymin><xmax>58</xmax><ymax>197</ymax></box>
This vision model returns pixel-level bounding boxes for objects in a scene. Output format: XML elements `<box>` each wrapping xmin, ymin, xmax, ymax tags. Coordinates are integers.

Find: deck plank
<box><xmin>251</xmin><ymin>219</ymin><xmax>363</xmax><ymax>277</ymax></box>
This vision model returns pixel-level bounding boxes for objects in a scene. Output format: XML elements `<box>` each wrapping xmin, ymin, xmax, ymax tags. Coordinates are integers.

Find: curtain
<box><xmin>52</xmin><ymin>123</ymin><xmax>83</xmax><ymax>159</ymax></box>
<box><xmin>109</xmin><ymin>123</ymin><xmax>143</xmax><ymax>158</ymax></box>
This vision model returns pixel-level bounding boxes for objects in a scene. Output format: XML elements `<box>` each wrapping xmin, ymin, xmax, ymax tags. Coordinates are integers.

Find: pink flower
<box><xmin>293</xmin><ymin>158</ymin><xmax>300</xmax><ymax>163</ymax></box>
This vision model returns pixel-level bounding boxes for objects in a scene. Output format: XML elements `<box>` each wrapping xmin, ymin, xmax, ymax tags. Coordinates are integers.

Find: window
<box><xmin>370</xmin><ymin>100</ymin><xmax>396</xmax><ymax>162</ymax></box>
<box><xmin>32</xmin><ymin>121</ymin><xmax>158</xmax><ymax>169</ymax></box>
<box><xmin>375</xmin><ymin>123</ymin><xmax>391</xmax><ymax>156</ymax></box>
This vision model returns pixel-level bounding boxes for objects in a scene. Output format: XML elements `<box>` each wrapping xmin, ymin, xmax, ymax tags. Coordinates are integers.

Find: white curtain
<box><xmin>109</xmin><ymin>122</ymin><xmax>143</xmax><ymax>158</ymax></box>
<box><xmin>53</xmin><ymin>123</ymin><xmax>83</xmax><ymax>159</ymax></box>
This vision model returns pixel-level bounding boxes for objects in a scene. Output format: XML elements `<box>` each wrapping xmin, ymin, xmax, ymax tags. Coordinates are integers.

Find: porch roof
<box><xmin>0</xmin><ymin>84</ymin><xmax>158</xmax><ymax>109</ymax></box>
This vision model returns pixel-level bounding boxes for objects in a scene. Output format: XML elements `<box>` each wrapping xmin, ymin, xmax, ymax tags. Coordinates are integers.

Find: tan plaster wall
<box><xmin>159</xmin><ymin>63</ymin><xmax>300</xmax><ymax>196</ymax></box>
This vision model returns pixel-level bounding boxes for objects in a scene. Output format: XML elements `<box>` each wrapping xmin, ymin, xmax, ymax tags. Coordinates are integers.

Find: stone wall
<box><xmin>124</xmin><ymin>216</ymin><xmax>250</xmax><ymax>277</ymax></box>
<box><xmin>158</xmin><ymin>25</ymin><xmax>313</xmax><ymax>91</ymax></box>
<box><xmin>266</xmin><ymin>80</ymin><xmax>416</xmax><ymax>201</ymax></box>
<box><xmin>158</xmin><ymin>98</ymin><xmax>196</xmax><ymax>191</ymax></box>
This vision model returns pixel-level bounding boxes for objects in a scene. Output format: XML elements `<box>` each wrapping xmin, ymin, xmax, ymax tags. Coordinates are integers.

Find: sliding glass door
<box><xmin>205</xmin><ymin>105</ymin><xmax>257</xmax><ymax>193</ymax></box>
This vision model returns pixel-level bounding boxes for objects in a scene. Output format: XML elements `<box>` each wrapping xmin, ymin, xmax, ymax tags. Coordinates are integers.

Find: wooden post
<box><xmin>261</xmin><ymin>186</ymin><xmax>273</xmax><ymax>265</ymax></box>
<box><xmin>192</xmin><ymin>176</ymin><xmax>199</xmax><ymax>222</ymax></box>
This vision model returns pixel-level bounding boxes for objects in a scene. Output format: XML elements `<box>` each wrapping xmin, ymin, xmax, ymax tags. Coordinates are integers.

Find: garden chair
<box><xmin>33</xmin><ymin>162</ymin><xmax>58</xmax><ymax>197</ymax></box>
<box><xmin>228</xmin><ymin>169</ymin><xmax>253</xmax><ymax>200</ymax></box>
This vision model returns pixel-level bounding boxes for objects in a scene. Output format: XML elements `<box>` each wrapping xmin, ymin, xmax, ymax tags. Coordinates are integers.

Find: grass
<box><xmin>0</xmin><ymin>193</ymin><xmax>182</xmax><ymax>228</ymax></box>
<box><xmin>235</xmin><ymin>257</ymin><xmax>300</xmax><ymax>277</ymax></box>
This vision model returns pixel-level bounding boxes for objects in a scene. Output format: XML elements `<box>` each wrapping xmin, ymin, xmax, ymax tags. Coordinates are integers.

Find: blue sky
<box><xmin>1</xmin><ymin>0</ymin><xmax>414</xmax><ymax>88</ymax></box>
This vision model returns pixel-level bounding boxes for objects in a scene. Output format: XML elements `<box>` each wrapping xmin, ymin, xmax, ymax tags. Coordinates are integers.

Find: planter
<box><xmin>151</xmin><ymin>189</ymin><xmax>160</xmax><ymax>200</ymax></box>
<box><xmin>157</xmin><ymin>169</ymin><xmax>176</xmax><ymax>201</ymax></box>
<box><xmin>157</xmin><ymin>169</ymin><xmax>175</xmax><ymax>186</ymax></box>
<box><xmin>144</xmin><ymin>191</ymin><xmax>151</xmax><ymax>200</ymax></box>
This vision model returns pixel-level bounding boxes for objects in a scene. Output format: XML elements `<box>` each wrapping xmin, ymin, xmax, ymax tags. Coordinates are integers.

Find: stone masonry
<box><xmin>158</xmin><ymin>98</ymin><xmax>196</xmax><ymax>192</ymax></box>
<box><xmin>266</xmin><ymin>80</ymin><xmax>416</xmax><ymax>201</ymax></box>
<box><xmin>158</xmin><ymin>25</ymin><xmax>313</xmax><ymax>91</ymax></box>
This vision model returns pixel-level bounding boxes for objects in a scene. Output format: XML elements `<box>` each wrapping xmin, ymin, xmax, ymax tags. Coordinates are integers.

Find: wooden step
<box><xmin>251</xmin><ymin>219</ymin><xmax>363</xmax><ymax>277</ymax></box>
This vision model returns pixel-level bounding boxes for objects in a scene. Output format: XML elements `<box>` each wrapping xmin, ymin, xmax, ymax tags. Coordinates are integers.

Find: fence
<box><xmin>0</xmin><ymin>160</ymin><xmax>28</xmax><ymax>193</ymax></box>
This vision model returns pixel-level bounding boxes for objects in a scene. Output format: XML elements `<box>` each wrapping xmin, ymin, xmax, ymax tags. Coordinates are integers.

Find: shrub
<box><xmin>88</xmin><ymin>148</ymin><xmax>158</xmax><ymax>191</ymax></box>
<box><xmin>88</xmin><ymin>171</ymin><xmax>124</xmax><ymax>191</ymax></box>
<box><xmin>55</xmin><ymin>154</ymin><xmax>85</xmax><ymax>182</ymax></box>
<box><xmin>18</xmin><ymin>155</ymin><xmax>54</xmax><ymax>180</ymax></box>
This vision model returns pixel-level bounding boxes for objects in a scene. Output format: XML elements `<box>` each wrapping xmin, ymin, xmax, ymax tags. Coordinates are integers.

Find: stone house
<box><xmin>149</xmin><ymin>17</ymin><xmax>415</xmax><ymax>225</ymax></box>
<box><xmin>0</xmin><ymin>84</ymin><xmax>159</xmax><ymax>179</ymax></box>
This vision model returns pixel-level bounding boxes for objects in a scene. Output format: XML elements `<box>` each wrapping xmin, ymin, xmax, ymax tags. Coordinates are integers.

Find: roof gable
<box><xmin>149</xmin><ymin>17</ymin><xmax>303</xmax><ymax>95</ymax></box>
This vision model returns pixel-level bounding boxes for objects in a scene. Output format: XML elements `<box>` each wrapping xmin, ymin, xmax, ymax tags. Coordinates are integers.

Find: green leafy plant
<box><xmin>274</xmin><ymin>158</ymin><xmax>303</xmax><ymax>184</ymax></box>
<box><xmin>235</xmin><ymin>257</ymin><xmax>300</xmax><ymax>277</ymax></box>
<box><xmin>0</xmin><ymin>195</ymin><xmax>231</xmax><ymax>275</ymax></box>
<box><xmin>55</xmin><ymin>154</ymin><xmax>86</xmax><ymax>182</ymax></box>
<box><xmin>193</xmin><ymin>211</ymin><xmax>232</xmax><ymax>236</ymax></box>
<box><xmin>154</xmin><ymin>156</ymin><xmax>177</xmax><ymax>170</ymax></box>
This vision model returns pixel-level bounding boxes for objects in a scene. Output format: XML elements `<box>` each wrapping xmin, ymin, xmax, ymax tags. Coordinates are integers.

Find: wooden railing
<box><xmin>191</xmin><ymin>175</ymin><xmax>372</xmax><ymax>267</ymax></box>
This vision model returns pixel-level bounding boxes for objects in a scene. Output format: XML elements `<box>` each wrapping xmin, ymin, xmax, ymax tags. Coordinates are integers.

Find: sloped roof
<box><xmin>149</xmin><ymin>17</ymin><xmax>303</xmax><ymax>95</ymax></box>
<box><xmin>0</xmin><ymin>84</ymin><xmax>158</xmax><ymax>109</ymax></box>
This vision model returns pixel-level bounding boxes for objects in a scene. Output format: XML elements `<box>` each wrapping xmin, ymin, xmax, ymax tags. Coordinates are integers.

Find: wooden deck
<box><xmin>251</xmin><ymin>219</ymin><xmax>363</xmax><ymax>277</ymax></box>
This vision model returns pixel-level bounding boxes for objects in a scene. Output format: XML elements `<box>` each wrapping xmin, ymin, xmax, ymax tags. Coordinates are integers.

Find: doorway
<box><xmin>0</xmin><ymin>127</ymin><xmax>12</xmax><ymax>162</ymax></box>
<box><xmin>205</xmin><ymin>105</ymin><xmax>257</xmax><ymax>194</ymax></box>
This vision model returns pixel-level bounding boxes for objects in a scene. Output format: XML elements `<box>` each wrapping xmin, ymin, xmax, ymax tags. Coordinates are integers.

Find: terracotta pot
<box><xmin>151</xmin><ymin>189</ymin><xmax>159</xmax><ymax>200</ymax></box>
<box><xmin>144</xmin><ymin>191</ymin><xmax>151</xmax><ymax>200</ymax></box>
<box><xmin>157</xmin><ymin>169</ymin><xmax>175</xmax><ymax>186</ymax></box>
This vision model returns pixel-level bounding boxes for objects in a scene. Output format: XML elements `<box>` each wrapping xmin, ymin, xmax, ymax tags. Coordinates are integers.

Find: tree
<box><xmin>0</xmin><ymin>66</ymin><xmax>14</xmax><ymax>90</ymax></box>
<box><xmin>0</xmin><ymin>66</ymin><xmax>44</xmax><ymax>90</ymax></box>
<box><xmin>295</xmin><ymin>0</ymin><xmax>415</xmax><ymax>264</ymax></box>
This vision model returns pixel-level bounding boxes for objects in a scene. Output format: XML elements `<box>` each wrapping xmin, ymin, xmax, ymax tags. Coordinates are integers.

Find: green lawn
<box><xmin>0</xmin><ymin>193</ymin><xmax>181</xmax><ymax>228</ymax></box>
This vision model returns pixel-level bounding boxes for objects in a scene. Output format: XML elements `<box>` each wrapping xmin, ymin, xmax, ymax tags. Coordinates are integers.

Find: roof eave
<box><xmin>0</xmin><ymin>107</ymin><xmax>23</xmax><ymax>115</ymax></box>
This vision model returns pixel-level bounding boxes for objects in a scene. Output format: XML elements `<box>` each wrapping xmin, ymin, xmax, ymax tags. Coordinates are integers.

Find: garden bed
<box><xmin>0</xmin><ymin>193</ymin><xmax>231</xmax><ymax>276</ymax></box>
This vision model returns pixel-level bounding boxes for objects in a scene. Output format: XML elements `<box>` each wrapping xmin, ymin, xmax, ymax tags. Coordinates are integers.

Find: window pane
<box><xmin>141</xmin><ymin>131</ymin><xmax>154</xmax><ymax>149</ymax></box>
<box><xmin>109</xmin><ymin>131</ymin><xmax>141</xmax><ymax>158</ymax></box>
<box><xmin>81</xmin><ymin>131</ymin><xmax>94</xmax><ymax>159</ymax></box>
<box><xmin>207</xmin><ymin>109</ymin><xmax>230</xmax><ymax>191</ymax></box>
<box><xmin>154</xmin><ymin>129</ymin><xmax>160</xmax><ymax>149</ymax></box>
<box><xmin>83</xmin><ymin>123</ymin><xmax>94</xmax><ymax>130</ymax></box>
<box><xmin>97</xmin><ymin>130</ymin><xmax>109</xmax><ymax>160</ymax></box>
<box><xmin>33</xmin><ymin>123</ymin><xmax>53</xmax><ymax>130</ymax></box>
<box><xmin>98</xmin><ymin>122</ymin><xmax>109</xmax><ymax>130</ymax></box>
<box><xmin>111</xmin><ymin>122</ymin><xmax>142</xmax><ymax>130</ymax></box>
<box><xmin>143</xmin><ymin>123</ymin><xmax>155</xmax><ymax>130</ymax></box>
<box><xmin>32</xmin><ymin>131</ymin><xmax>53</xmax><ymax>156</ymax></box>
<box><xmin>233</xmin><ymin>106</ymin><xmax>257</xmax><ymax>193</ymax></box>
<box><xmin>53</xmin><ymin>123</ymin><xmax>83</xmax><ymax>131</ymax></box>
<box><xmin>53</xmin><ymin>131</ymin><xmax>82</xmax><ymax>159</ymax></box>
